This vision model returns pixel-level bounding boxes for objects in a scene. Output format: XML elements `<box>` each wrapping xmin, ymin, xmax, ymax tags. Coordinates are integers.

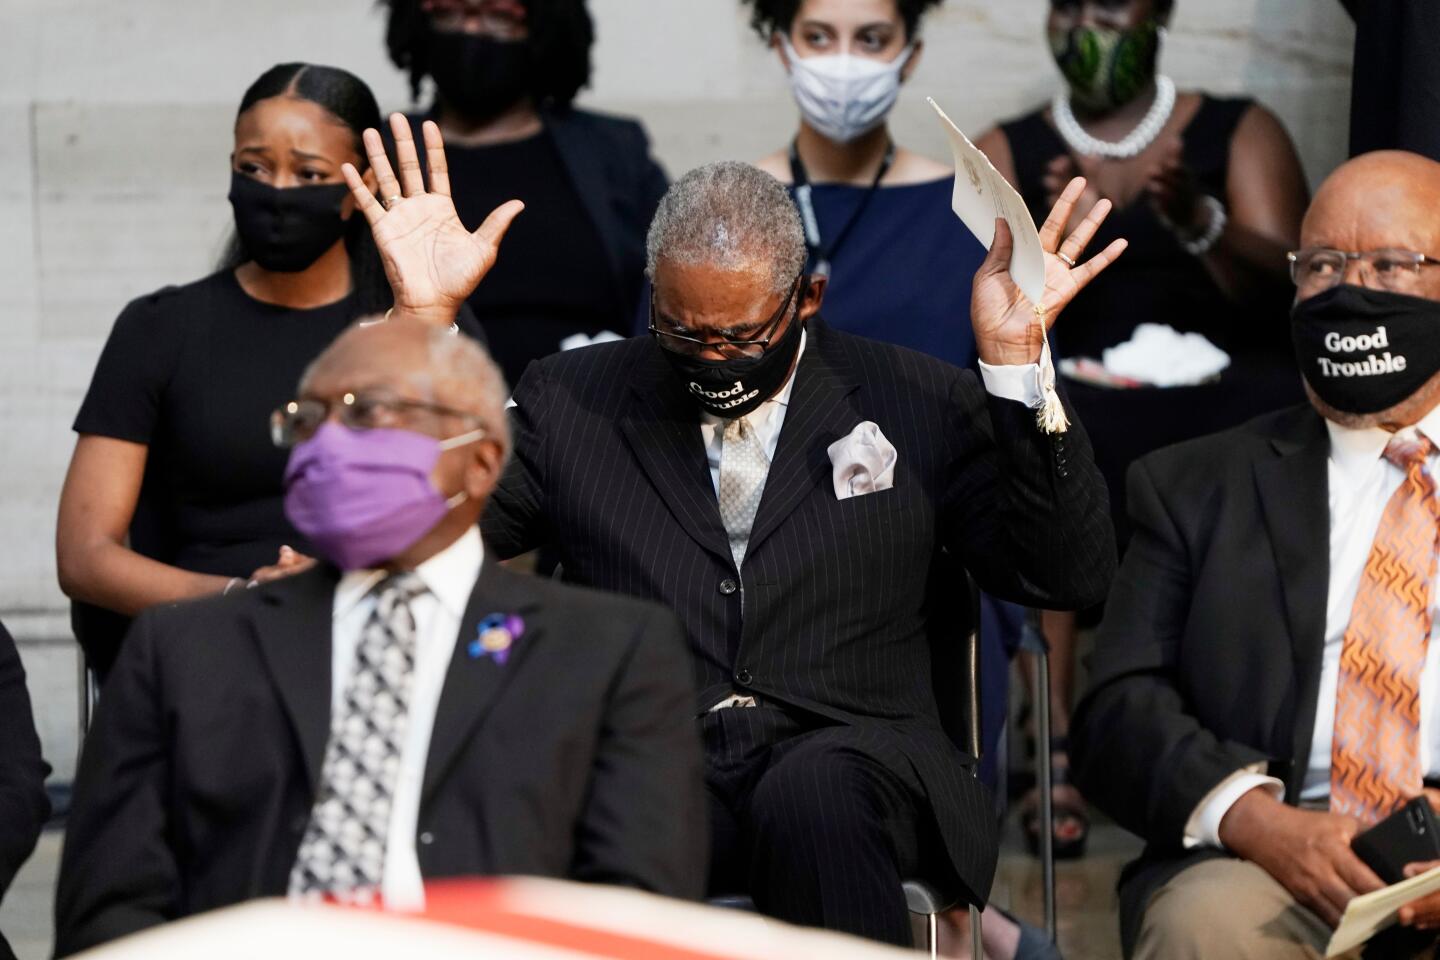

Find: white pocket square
<box><xmin>827</xmin><ymin>421</ymin><xmax>897</xmax><ymax>500</ymax></box>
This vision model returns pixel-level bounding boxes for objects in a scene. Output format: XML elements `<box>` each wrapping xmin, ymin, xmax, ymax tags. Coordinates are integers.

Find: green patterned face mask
<box><xmin>1048</xmin><ymin>21</ymin><xmax>1161</xmax><ymax>113</ymax></box>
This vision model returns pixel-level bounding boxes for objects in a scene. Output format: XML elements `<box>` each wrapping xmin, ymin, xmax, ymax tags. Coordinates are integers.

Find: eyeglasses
<box><xmin>1287</xmin><ymin>247</ymin><xmax>1440</xmax><ymax>295</ymax></box>
<box><xmin>270</xmin><ymin>389</ymin><xmax>483</xmax><ymax>448</ymax></box>
<box><xmin>648</xmin><ymin>275</ymin><xmax>804</xmax><ymax>360</ymax></box>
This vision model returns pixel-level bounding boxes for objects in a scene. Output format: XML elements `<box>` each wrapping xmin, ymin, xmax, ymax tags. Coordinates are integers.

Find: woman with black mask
<box><xmin>381</xmin><ymin>0</ymin><xmax>669</xmax><ymax>386</ymax></box>
<box><xmin>56</xmin><ymin>63</ymin><xmax>492</xmax><ymax>681</ymax></box>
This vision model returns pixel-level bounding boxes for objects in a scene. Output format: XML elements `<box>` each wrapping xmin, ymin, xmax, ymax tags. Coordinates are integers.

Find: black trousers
<box><xmin>702</xmin><ymin>704</ymin><xmax>947</xmax><ymax>946</ymax></box>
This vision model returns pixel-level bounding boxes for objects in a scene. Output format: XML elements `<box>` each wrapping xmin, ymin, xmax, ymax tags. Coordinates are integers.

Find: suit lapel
<box><xmin>1253</xmin><ymin>409</ymin><xmax>1331</xmax><ymax>799</ymax></box>
<box><xmin>421</xmin><ymin>561</ymin><xmax>545</xmax><ymax>802</ymax></box>
<box><xmin>246</xmin><ymin>565</ymin><xmax>341</xmax><ymax>792</ymax></box>
<box><xmin>745</xmin><ymin>322</ymin><xmax>861</xmax><ymax>560</ymax></box>
<box><xmin>619</xmin><ymin>350</ymin><xmax>734</xmax><ymax>564</ymax></box>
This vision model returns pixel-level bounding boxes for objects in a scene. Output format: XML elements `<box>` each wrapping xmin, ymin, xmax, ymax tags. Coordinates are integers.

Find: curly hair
<box><xmin>379</xmin><ymin>0</ymin><xmax>594</xmax><ymax>108</ymax></box>
<box><xmin>741</xmin><ymin>0</ymin><xmax>945</xmax><ymax>40</ymax></box>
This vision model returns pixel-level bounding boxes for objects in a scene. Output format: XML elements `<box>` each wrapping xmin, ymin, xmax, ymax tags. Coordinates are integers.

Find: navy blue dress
<box><xmin>795</xmin><ymin>176</ymin><xmax>986</xmax><ymax>369</ymax></box>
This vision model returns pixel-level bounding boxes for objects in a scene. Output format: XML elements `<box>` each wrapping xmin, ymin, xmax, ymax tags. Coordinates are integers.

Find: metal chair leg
<box><xmin>77</xmin><ymin>649</ymin><xmax>92</xmax><ymax>742</ymax></box>
<box><xmin>968</xmin><ymin>903</ymin><xmax>982</xmax><ymax>959</ymax></box>
<box><xmin>1035</xmin><ymin>647</ymin><xmax>1057</xmax><ymax>942</ymax></box>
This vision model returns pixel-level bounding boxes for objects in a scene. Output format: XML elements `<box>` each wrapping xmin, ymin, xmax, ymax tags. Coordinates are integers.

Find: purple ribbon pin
<box><xmin>468</xmin><ymin>613</ymin><xmax>525</xmax><ymax>665</ymax></box>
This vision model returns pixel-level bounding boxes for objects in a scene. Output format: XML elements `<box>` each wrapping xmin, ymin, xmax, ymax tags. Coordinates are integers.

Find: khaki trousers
<box><xmin>1133</xmin><ymin>858</ymin><xmax>1387</xmax><ymax>960</ymax></box>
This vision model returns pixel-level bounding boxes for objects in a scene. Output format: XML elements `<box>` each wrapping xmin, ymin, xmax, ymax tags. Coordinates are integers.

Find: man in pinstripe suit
<box><xmin>349</xmin><ymin>125</ymin><xmax>1122</xmax><ymax>944</ymax></box>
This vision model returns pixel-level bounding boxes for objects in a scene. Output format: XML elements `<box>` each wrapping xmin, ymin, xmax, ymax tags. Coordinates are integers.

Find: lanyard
<box><xmin>788</xmin><ymin>138</ymin><xmax>895</xmax><ymax>278</ymax></box>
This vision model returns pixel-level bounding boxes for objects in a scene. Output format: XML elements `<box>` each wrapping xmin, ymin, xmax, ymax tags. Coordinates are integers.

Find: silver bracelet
<box><xmin>223</xmin><ymin>577</ymin><xmax>245</xmax><ymax>595</ymax></box>
<box><xmin>1168</xmin><ymin>194</ymin><xmax>1227</xmax><ymax>257</ymax></box>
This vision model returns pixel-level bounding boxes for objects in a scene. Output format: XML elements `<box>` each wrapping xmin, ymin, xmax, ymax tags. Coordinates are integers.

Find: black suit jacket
<box><xmin>0</xmin><ymin>622</ymin><xmax>49</xmax><ymax>960</ymax></box>
<box><xmin>482</xmin><ymin>320</ymin><xmax>1116</xmax><ymax>902</ymax></box>
<box><xmin>1070</xmin><ymin>403</ymin><xmax>1337</xmax><ymax>953</ymax></box>
<box><xmin>54</xmin><ymin>560</ymin><xmax>706</xmax><ymax>957</ymax></box>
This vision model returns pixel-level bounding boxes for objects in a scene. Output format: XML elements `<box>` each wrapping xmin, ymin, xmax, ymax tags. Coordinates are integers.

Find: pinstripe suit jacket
<box><xmin>483</xmin><ymin>318</ymin><xmax>1116</xmax><ymax>901</ymax></box>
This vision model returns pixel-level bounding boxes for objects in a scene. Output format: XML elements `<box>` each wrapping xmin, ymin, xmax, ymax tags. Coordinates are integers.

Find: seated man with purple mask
<box><xmin>54</xmin><ymin>317</ymin><xmax>706</xmax><ymax>955</ymax></box>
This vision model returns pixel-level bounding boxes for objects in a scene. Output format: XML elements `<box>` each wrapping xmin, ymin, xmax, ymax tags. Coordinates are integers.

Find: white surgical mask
<box><xmin>780</xmin><ymin>34</ymin><xmax>914</xmax><ymax>144</ymax></box>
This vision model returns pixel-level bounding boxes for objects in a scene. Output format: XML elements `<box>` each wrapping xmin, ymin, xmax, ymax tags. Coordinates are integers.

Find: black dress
<box><xmin>444</xmin><ymin>128</ymin><xmax>619</xmax><ymax>387</ymax></box>
<box><xmin>70</xmin><ymin>270</ymin><xmax>485</xmax><ymax>677</ymax></box>
<box><xmin>1000</xmin><ymin>95</ymin><xmax>1304</xmax><ymax>548</ymax></box>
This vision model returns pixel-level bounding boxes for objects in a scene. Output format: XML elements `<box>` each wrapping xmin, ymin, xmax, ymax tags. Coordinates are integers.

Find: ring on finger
<box><xmin>383</xmin><ymin>195</ymin><xmax>403</xmax><ymax>209</ymax></box>
<box><xmin>1057</xmin><ymin>251</ymin><xmax>1077</xmax><ymax>268</ymax></box>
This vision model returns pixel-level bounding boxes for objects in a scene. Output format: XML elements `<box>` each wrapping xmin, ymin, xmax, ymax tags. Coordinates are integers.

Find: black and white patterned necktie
<box><xmin>289</xmin><ymin>572</ymin><xmax>427</xmax><ymax>904</ymax></box>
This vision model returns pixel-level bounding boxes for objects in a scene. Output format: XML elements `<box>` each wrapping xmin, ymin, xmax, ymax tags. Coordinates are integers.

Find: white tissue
<box><xmin>559</xmin><ymin>330</ymin><xmax>624</xmax><ymax>351</ymax></box>
<box><xmin>1101</xmin><ymin>323</ymin><xmax>1231</xmax><ymax>388</ymax></box>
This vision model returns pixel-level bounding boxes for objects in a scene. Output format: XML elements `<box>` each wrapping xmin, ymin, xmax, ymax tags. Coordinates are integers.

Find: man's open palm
<box><xmin>342</xmin><ymin>115</ymin><xmax>524</xmax><ymax>320</ymax></box>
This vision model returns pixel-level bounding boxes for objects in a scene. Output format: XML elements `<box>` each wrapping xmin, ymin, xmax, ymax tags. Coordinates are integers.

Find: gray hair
<box><xmin>422</xmin><ymin>326</ymin><xmax>512</xmax><ymax>465</ymax></box>
<box><xmin>299</xmin><ymin>319</ymin><xmax>512</xmax><ymax>465</ymax></box>
<box><xmin>645</xmin><ymin>161</ymin><xmax>807</xmax><ymax>293</ymax></box>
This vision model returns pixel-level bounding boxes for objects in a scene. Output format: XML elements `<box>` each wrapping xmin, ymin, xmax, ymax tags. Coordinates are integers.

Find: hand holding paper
<box><xmin>1327</xmin><ymin>863</ymin><xmax>1440</xmax><ymax>955</ymax></box>
<box><xmin>928</xmin><ymin>98</ymin><xmax>1128</xmax><ymax>358</ymax></box>
<box><xmin>928</xmin><ymin>98</ymin><xmax>1129</xmax><ymax>433</ymax></box>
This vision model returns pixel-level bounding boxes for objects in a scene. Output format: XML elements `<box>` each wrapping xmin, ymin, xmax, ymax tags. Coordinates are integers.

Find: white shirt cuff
<box><xmin>978</xmin><ymin>360</ymin><xmax>1043</xmax><ymax>408</ymax></box>
<box><xmin>1182</xmin><ymin>767</ymin><xmax>1284</xmax><ymax>850</ymax></box>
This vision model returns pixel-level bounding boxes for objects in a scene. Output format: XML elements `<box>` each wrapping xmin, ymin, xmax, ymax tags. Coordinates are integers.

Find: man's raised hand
<box><xmin>341</xmin><ymin>114</ymin><xmax>524</xmax><ymax>326</ymax></box>
<box><xmin>969</xmin><ymin>176</ymin><xmax>1127</xmax><ymax>366</ymax></box>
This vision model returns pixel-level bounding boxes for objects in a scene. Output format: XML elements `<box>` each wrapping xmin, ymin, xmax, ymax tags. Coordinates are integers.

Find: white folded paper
<box><xmin>927</xmin><ymin>100</ymin><xmax>1046</xmax><ymax>305</ymax></box>
<box><xmin>1100</xmin><ymin>323</ymin><xmax>1231</xmax><ymax>387</ymax></box>
<box><xmin>1327</xmin><ymin>864</ymin><xmax>1440</xmax><ymax>957</ymax></box>
<box><xmin>928</xmin><ymin>97</ymin><xmax>1068</xmax><ymax>434</ymax></box>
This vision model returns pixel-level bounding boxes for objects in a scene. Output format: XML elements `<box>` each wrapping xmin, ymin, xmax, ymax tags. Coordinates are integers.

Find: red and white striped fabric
<box><xmin>73</xmin><ymin>877</ymin><xmax>918</xmax><ymax>960</ymax></box>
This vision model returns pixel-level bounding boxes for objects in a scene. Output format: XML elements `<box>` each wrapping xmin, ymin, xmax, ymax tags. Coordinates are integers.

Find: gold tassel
<box><xmin>1034</xmin><ymin>304</ymin><xmax>1070</xmax><ymax>435</ymax></box>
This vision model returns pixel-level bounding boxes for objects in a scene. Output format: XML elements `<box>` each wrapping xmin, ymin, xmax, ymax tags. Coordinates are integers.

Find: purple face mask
<box><xmin>283</xmin><ymin>422</ymin><xmax>480</xmax><ymax>571</ymax></box>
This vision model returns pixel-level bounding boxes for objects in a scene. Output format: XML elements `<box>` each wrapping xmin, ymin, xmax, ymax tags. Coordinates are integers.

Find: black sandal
<box><xmin>1021</xmin><ymin>736</ymin><xmax>1090</xmax><ymax>861</ymax></box>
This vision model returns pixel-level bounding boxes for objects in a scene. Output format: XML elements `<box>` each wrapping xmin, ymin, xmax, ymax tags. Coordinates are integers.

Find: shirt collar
<box><xmin>333</xmin><ymin>525</ymin><xmax>484</xmax><ymax>622</ymax></box>
<box><xmin>698</xmin><ymin>328</ymin><xmax>807</xmax><ymax>429</ymax></box>
<box><xmin>1326</xmin><ymin>403</ymin><xmax>1440</xmax><ymax>485</ymax></box>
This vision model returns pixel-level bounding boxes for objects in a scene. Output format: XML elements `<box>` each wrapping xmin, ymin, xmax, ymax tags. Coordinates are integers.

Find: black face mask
<box><xmin>1291</xmin><ymin>284</ymin><xmax>1440</xmax><ymax>415</ymax></box>
<box><xmin>228</xmin><ymin>173</ymin><xmax>350</xmax><ymax>273</ymax></box>
<box><xmin>659</xmin><ymin>295</ymin><xmax>807</xmax><ymax>419</ymax></box>
<box><xmin>427</xmin><ymin>32</ymin><xmax>533</xmax><ymax>122</ymax></box>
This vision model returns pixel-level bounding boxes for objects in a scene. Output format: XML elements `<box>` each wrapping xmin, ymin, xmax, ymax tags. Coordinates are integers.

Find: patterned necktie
<box><xmin>1331</xmin><ymin>434</ymin><xmax>1439</xmax><ymax>824</ymax></box>
<box><xmin>718</xmin><ymin>416</ymin><xmax>770</xmax><ymax>570</ymax></box>
<box><xmin>290</xmin><ymin>572</ymin><xmax>428</xmax><ymax>904</ymax></box>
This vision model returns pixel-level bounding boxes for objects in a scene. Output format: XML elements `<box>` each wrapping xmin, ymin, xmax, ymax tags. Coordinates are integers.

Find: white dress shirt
<box><xmin>320</xmin><ymin>526</ymin><xmax>483</xmax><ymax>910</ymax></box>
<box><xmin>698</xmin><ymin>331</ymin><xmax>1041</xmax><ymax>494</ymax></box>
<box><xmin>1184</xmin><ymin>406</ymin><xmax>1440</xmax><ymax>849</ymax></box>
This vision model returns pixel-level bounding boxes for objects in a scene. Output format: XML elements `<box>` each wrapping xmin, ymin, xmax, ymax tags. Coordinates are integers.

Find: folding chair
<box><xmin>1018</xmin><ymin>622</ymin><xmax>1058</xmax><ymax>941</ymax></box>
<box><xmin>76</xmin><ymin>648</ymin><xmax>99</xmax><ymax>740</ymax></box>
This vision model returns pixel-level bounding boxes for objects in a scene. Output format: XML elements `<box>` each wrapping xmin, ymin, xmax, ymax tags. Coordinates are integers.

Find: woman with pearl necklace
<box><xmin>974</xmin><ymin>0</ymin><xmax>1311</xmax><ymax>868</ymax></box>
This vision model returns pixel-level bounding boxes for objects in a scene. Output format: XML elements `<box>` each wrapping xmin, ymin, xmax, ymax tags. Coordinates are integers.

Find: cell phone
<box><xmin>1351</xmin><ymin>796</ymin><xmax>1440</xmax><ymax>885</ymax></box>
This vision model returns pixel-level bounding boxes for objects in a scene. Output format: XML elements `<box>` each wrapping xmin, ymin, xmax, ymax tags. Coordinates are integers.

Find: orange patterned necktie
<box><xmin>1331</xmin><ymin>434</ymin><xmax>1439</xmax><ymax>824</ymax></box>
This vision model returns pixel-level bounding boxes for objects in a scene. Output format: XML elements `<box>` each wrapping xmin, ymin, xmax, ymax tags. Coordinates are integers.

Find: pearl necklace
<box><xmin>1051</xmin><ymin>75</ymin><xmax>1176</xmax><ymax>159</ymax></box>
